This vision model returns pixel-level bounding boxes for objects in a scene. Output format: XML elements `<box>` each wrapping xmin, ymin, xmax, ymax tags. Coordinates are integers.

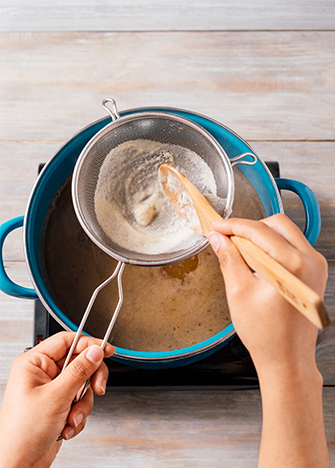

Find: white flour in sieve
<box><xmin>94</xmin><ymin>139</ymin><xmax>225</xmax><ymax>255</ymax></box>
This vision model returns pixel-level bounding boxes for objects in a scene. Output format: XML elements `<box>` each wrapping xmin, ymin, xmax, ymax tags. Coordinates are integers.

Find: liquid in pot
<box><xmin>41</xmin><ymin>167</ymin><xmax>265</xmax><ymax>352</ymax></box>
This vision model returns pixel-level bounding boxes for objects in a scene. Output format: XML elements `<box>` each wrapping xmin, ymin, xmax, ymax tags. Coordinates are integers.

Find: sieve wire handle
<box><xmin>230</xmin><ymin>152</ymin><xmax>257</xmax><ymax>167</ymax></box>
<box><xmin>56</xmin><ymin>261</ymin><xmax>125</xmax><ymax>441</ymax></box>
<box><xmin>76</xmin><ymin>261</ymin><xmax>125</xmax><ymax>401</ymax></box>
<box><xmin>62</xmin><ymin>261</ymin><xmax>125</xmax><ymax>371</ymax></box>
<box><xmin>102</xmin><ymin>97</ymin><xmax>121</xmax><ymax>121</ymax></box>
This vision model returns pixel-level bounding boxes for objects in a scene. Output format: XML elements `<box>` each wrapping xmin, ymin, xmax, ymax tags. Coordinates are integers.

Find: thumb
<box><xmin>207</xmin><ymin>231</ymin><xmax>253</xmax><ymax>294</ymax></box>
<box><xmin>52</xmin><ymin>345</ymin><xmax>104</xmax><ymax>400</ymax></box>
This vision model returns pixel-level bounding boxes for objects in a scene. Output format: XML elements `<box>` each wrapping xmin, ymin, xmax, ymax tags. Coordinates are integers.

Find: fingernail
<box><xmin>208</xmin><ymin>232</ymin><xmax>221</xmax><ymax>252</ymax></box>
<box><xmin>64</xmin><ymin>427</ymin><xmax>75</xmax><ymax>440</ymax></box>
<box><xmin>86</xmin><ymin>345</ymin><xmax>103</xmax><ymax>364</ymax></box>
<box><xmin>74</xmin><ymin>412</ymin><xmax>84</xmax><ymax>428</ymax></box>
<box><xmin>105</xmin><ymin>343</ymin><xmax>116</xmax><ymax>355</ymax></box>
<box><xmin>101</xmin><ymin>379</ymin><xmax>107</xmax><ymax>395</ymax></box>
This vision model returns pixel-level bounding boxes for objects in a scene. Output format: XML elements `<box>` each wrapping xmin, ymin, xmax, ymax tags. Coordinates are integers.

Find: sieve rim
<box><xmin>72</xmin><ymin>110</ymin><xmax>234</xmax><ymax>267</ymax></box>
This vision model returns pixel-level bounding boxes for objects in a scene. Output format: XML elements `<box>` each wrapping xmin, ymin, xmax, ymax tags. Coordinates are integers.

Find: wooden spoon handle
<box><xmin>200</xmin><ymin>204</ymin><xmax>329</xmax><ymax>328</ymax></box>
<box><xmin>229</xmin><ymin>236</ymin><xmax>330</xmax><ymax>329</ymax></box>
<box><xmin>194</xmin><ymin>190</ymin><xmax>329</xmax><ymax>328</ymax></box>
<box><xmin>159</xmin><ymin>163</ymin><xmax>329</xmax><ymax>329</ymax></box>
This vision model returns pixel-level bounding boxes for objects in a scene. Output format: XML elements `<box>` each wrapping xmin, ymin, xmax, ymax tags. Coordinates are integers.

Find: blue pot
<box><xmin>0</xmin><ymin>107</ymin><xmax>321</xmax><ymax>368</ymax></box>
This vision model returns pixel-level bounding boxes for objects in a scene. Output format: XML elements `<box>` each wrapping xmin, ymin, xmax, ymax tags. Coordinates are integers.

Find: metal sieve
<box><xmin>72</xmin><ymin>98</ymin><xmax>240</xmax><ymax>267</ymax></box>
<box><xmin>62</xmin><ymin>98</ymin><xmax>256</xmax><ymax>397</ymax></box>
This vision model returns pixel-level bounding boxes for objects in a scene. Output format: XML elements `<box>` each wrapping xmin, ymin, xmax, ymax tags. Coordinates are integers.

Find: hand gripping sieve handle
<box><xmin>61</xmin><ymin>261</ymin><xmax>125</xmax><ymax>371</ymax></box>
<box><xmin>56</xmin><ymin>261</ymin><xmax>125</xmax><ymax>441</ymax></box>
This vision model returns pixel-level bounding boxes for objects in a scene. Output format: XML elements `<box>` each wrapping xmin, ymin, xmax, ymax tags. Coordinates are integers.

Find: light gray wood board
<box><xmin>0</xmin><ymin>270</ymin><xmax>34</xmax><ymax>384</ymax></box>
<box><xmin>48</xmin><ymin>387</ymin><xmax>335</xmax><ymax>467</ymax></box>
<box><xmin>1</xmin><ymin>31</ymin><xmax>334</xmax><ymax>141</ymax></box>
<box><xmin>1</xmin><ymin>260</ymin><xmax>334</xmax><ymax>385</ymax></box>
<box><xmin>1</xmin><ymin>385</ymin><xmax>333</xmax><ymax>467</ymax></box>
<box><xmin>53</xmin><ymin>388</ymin><xmax>335</xmax><ymax>467</ymax></box>
<box><xmin>1</xmin><ymin>0</ymin><xmax>335</xmax><ymax>31</ymax></box>
<box><xmin>250</xmin><ymin>141</ymin><xmax>335</xmax><ymax>260</ymax></box>
<box><xmin>1</xmin><ymin>141</ymin><xmax>334</xmax><ymax>261</ymax></box>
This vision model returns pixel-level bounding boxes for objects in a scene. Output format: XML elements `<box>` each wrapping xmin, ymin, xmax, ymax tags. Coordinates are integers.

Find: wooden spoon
<box><xmin>159</xmin><ymin>163</ymin><xmax>330</xmax><ymax>330</ymax></box>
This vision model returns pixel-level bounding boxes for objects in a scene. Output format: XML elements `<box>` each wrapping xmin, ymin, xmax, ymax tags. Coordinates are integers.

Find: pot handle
<box><xmin>275</xmin><ymin>178</ymin><xmax>321</xmax><ymax>246</ymax></box>
<box><xmin>0</xmin><ymin>216</ymin><xmax>39</xmax><ymax>299</ymax></box>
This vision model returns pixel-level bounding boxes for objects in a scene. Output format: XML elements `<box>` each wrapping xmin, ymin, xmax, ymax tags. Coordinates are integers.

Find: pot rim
<box><xmin>71</xmin><ymin>110</ymin><xmax>235</xmax><ymax>267</ymax></box>
<box><xmin>23</xmin><ymin>105</ymin><xmax>283</xmax><ymax>362</ymax></box>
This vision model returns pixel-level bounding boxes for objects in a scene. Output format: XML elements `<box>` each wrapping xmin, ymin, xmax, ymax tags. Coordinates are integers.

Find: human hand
<box><xmin>207</xmin><ymin>214</ymin><xmax>328</xmax><ymax>375</ymax></box>
<box><xmin>208</xmin><ymin>214</ymin><xmax>330</xmax><ymax>467</ymax></box>
<box><xmin>0</xmin><ymin>331</ymin><xmax>115</xmax><ymax>468</ymax></box>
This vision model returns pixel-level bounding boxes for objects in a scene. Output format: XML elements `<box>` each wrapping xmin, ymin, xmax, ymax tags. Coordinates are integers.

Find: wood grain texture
<box><xmin>0</xmin><ymin>264</ymin><xmax>34</xmax><ymax>382</ymax></box>
<box><xmin>50</xmin><ymin>387</ymin><xmax>335</xmax><ymax>467</ymax></box>
<box><xmin>1</xmin><ymin>385</ymin><xmax>333</xmax><ymax>467</ymax></box>
<box><xmin>1</xmin><ymin>0</ymin><xmax>335</xmax><ymax>32</ymax></box>
<box><xmin>250</xmin><ymin>141</ymin><xmax>335</xmax><ymax>260</ymax></box>
<box><xmin>0</xmin><ymin>32</ymin><xmax>334</xmax><ymax>141</ymax></box>
<box><xmin>0</xmin><ymin>21</ymin><xmax>334</xmax><ymax>464</ymax></box>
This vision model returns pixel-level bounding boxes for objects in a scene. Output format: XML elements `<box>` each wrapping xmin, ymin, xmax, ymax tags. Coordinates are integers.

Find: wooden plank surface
<box><xmin>52</xmin><ymin>387</ymin><xmax>335</xmax><ymax>468</ymax></box>
<box><xmin>0</xmin><ymin>23</ymin><xmax>334</xmax><ymax>466</ymax></box>
<box><xmin>0</xmin><ymin>384</ymin><xmax>333</xmax><ymax>467</ymax></box>
<box><xmin>1</xmin><ymin>0</ymin><xmax>335</xmax><ymax>31</ymax></box>
<box><xmin>250</xmin><ymin>141</ymin><xmax>335</xmax><ymax>260</ymax></box>
<box><xmin>0</xmin><ymin>32</ymin><xmax>334</xmax><ymax>142</ymax></box>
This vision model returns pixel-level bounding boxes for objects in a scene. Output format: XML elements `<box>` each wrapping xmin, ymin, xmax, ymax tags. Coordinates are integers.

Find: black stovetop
<box><xmin>34</xmin><ymin>299</ymin><xmax>258</xmax><ymax>388</ymax></box>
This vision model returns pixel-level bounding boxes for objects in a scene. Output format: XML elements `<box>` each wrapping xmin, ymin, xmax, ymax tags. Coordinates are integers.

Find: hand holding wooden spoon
<box><xmin>159</xmin><ymin>163</ymin><xmax>330</xmax><ymax>329</ymax></box>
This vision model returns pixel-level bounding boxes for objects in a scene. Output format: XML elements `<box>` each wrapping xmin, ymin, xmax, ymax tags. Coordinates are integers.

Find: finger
<box><xmin>36</xmin><ymin>332</ymin><xmax>115</xmax><ymax>364</ymax></box>
<box><xmin>24</xmin><ymin>350</ymin><xmax>61</xmax><ymax>382</ymax></box>
<box><xmin>260</xmin><ymin>214</ymin><xmax>312</xmax><ymax>253</ymax></box>
<box><xmin>207</xmin><ymin>231</ymin><xmax>257</xmax><ymax>297</ymax></box>
<box><xmin>90</xmin><ymin>361</ymin><xmax>109</xmax><ymax>396</ymax></box>
<box><xmin>66</xmin><ymin>386</ymin><xmax>94</xmax><ymax>428</ymax></box>
<box><xmin>54</xmin><ymin>359</ymin><xmax>109</xmax><ymax>397</ymax></box>
<box><xmin>62</xmin><ymin>418</ymin><xmax>87</xmax><ymax>441</ymax></box>
<box><xmin>50</xmin><ymin>345</ymin><xmax>104</xmax><ymax>401</ymax></box>
<box><xmin>56</xmin><ymin>342</ymin><xmax>115</xmax><ymax>374</ymax></box>
<box><xmin>212</xmin><ymin>217</ymin><xmax>304</xmax><ymax>274</ymax></box>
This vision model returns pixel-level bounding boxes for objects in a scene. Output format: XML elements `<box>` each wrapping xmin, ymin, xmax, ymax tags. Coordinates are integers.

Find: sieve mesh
<box><xmin>72</xmin><ymin>111</ymin><xmax>234</xmax><ymax>266</ymax></box>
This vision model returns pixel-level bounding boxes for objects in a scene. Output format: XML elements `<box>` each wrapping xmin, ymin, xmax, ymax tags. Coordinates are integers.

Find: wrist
<box><xmin>256</xmin><ymin>358</ymin><xmax>324</xmax><ymax>434</ymax></box>
<box><xmin>257</xmin><ymin>362</ymin><xmax>323</xmax><ymax>403</ymax></box>
<box><xmin>258</xmin><ymin>357</ymin><xmax>321</xmax><ymax>382</ymax></box>
<box><xmin>256</xmin><ymin>360</ymin><xmax>329</xmax><ymax>468</ymax></box>
<box><xmin>0</xmin><ymin>434</ymin><xmax>35</xmax><ymax>468</ymax></box>
<box><xmin>252</xmin><ymin>348</ymin><xmax>321</xmax><ymax>389</ymax></box>
<box><xmin>0</xmin><ymin>454</ymin><xmax>30</xmax><ymax>468</ymax></box>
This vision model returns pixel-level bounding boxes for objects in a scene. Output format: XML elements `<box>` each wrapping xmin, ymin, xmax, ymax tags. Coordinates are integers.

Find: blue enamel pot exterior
<box><xmin>0</xmin><ymin>107</ymin><xmax>321</xmax><ymax>369</ymax></box>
